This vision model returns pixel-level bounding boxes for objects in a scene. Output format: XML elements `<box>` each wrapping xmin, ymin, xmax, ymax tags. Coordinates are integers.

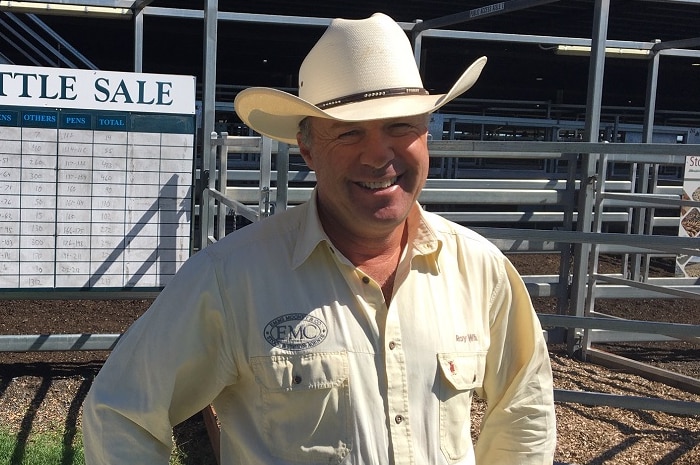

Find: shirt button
<box><xmin>395</xmin><ymin>414</ymin><xmax>404</xmax><ymax>424</ymax></box>
<box><xmin>388</xmin><ymin>341</ymin><xmax>396</xmax><ymax>350</ymax></box>
<box><xmin>362</xmin><ymin>276</ymin><xmax>370</xmax><ymax>284</ymax></box>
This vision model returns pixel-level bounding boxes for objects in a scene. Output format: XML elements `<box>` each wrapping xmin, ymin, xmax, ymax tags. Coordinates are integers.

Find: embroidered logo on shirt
<box><xmin>264</xmin><ymin>313</ymin><xmax>328</xmax><ymax>351</ymax></box>
<box><xmin>449</xmin><ymin>360</ymin><xmax>457</xmax><ymax>374</ymax></box>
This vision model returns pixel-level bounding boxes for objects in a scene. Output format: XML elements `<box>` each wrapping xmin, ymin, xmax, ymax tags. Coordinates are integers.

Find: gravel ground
<box><xmin>1</xmin><ymin>254</ymin><xmax>698</xmax><ymax>465</ymax></box>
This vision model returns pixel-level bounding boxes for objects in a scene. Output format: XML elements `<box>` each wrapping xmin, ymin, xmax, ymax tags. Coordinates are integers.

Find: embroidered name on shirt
<box><xmin>264</xmin><ymin>313</ymin><xmax>328</xmax><ymax>351</ymax></box>
<box><xmin>456</xmin><ymin>334</ymin><xmax>478</xmax><ymax>343</ymax></box>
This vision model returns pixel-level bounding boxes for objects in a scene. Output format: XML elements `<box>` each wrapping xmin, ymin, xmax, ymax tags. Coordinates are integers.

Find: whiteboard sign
<box><xmin>0</xmin><ymin>66</ymin><xmax>195</xmax><ymax>291</ymax></box>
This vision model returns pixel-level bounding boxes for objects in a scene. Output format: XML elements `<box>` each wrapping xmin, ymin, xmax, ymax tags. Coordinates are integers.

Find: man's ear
<box><xmin>297</xmin><ymin>133</ymin><xmax>315</xmax><ymax>170</ymax></box>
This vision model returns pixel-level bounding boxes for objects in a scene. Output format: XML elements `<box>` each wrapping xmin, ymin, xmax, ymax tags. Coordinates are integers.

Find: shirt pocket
<box><xmin>250</xmin><ymin>351</ymin><xmax>352</xmax><ymax>464</ymax></box>
<box><xmin>437</xmin><ymin>351</ymin><xmax>486</xmax><ymax>463</ymax></box>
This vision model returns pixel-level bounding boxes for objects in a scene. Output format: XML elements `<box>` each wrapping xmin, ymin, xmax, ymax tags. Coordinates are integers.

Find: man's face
<box><xmin>297</xmin><ymin>114</ymin><xmax>430</xmax><ymax>242</ymax></box>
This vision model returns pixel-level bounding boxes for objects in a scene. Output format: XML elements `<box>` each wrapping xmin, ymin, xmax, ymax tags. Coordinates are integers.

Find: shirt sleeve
<box><xmin>474</xmin><ymin>257</ymin><xmax>557</xmax><ymax>465</ymax></box>
<box><xmin>82</xmin><ymin>250</ymin><xmax>238</xmax><ymax>464</ymax></box>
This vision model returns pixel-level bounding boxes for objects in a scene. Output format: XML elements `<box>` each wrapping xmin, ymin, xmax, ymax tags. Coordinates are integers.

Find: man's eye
<box><xmin>388</xmin><ymin>123</ymin><xmax>415</xmax><ymax>135</ymax></box>
<box><xmin>338</xmin><ymin>129</ymin><xmax>361</xmax><ymax>139</ymax></box>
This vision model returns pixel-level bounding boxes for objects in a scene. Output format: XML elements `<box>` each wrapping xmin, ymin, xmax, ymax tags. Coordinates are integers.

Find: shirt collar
<box><xmin>408</xmin><ymin>203</ymin><xmax>441</xmax><ymax>256</ymax></box>
<box><xmin>291</xmin><ymin>190</ymin><xmax>442</xmax><ymax>269</ymax></box>
<box><xmin>406</xmin><ymin>202</ymin><xmax>442</xmax><ymax>274</ymax></box>
<box><xmin>291</xmin><ymin>189</ymin><xmax>333</xmax><ymax>269</ymax></box>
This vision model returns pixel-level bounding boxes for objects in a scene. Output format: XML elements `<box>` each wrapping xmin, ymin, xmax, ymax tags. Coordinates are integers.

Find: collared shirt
<box><xmin>83</xmin><ymin>193</ymin><xmax>556</xmax><ymax>465</ymax></box>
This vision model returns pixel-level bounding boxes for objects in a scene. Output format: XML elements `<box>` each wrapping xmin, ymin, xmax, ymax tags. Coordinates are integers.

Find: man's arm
<box><xmin>475</xmin><ymin>258</ymin><xmax>556</xmax><ymax>464</ymax></box>
<box><xmin>82</xmin><ymin>251</ymin><xmax>237</xmax><ymax>464</ymax></box>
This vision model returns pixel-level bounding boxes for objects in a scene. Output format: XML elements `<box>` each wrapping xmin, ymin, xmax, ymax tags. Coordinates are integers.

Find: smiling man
<box><xmin>297</xmin><ymin>115</ymin><xmax>431</xmax><ymax>303</ymax></box>
<box><xmin>83</xmin><ymin>13</ymin><xmax>556</xmax><ymax>465</ymax></box>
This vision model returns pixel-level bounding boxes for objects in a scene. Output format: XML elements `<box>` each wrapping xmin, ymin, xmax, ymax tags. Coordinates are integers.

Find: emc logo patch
<box><xmin>264</xmin><ymin>313</ymin><xmax>328</xmax><ymax>351</ymax></box>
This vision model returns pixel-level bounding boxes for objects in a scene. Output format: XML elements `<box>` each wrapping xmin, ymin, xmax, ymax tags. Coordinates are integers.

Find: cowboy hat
<box><xmin>234</xmin><ymin>12</ymin><xmax>487</xmax><ymax>145</ymax></box>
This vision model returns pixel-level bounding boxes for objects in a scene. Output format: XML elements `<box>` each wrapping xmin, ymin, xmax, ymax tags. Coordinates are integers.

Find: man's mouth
<box><xmin>358</xmin><ymin>177</ymin><xmax>398</xmax><ymax>190</ymax></box>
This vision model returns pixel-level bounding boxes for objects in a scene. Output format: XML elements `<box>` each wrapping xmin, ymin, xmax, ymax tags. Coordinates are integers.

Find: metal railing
<box><xmin>198</xmin><ymin>134</ymin><xmax>700</xmax><ymax>413</ymax></box>
<box><xmin>2</xmin><ymin>134</ymin><xmax>698</xmax><ymax>415</ymax></box>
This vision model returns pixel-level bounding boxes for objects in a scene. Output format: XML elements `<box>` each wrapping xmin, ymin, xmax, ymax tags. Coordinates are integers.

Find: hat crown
<box><xmin>298</xmin><ymin>13</ymin><xmax>424</xmax><ymax>106</ymax></box>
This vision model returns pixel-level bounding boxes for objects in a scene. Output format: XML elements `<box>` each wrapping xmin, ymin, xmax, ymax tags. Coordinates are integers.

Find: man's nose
<box><xmin>359</xmin><ymin>129</ymin><xmax>395</xmax><ymax>169</ymax></box>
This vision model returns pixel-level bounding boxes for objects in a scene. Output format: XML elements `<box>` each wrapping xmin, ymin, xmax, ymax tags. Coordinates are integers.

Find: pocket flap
<box><xmin>437</xmin><ymin>352</ymin><xmax>486</xmax><ymax>390</ymax></box>
<box><xmin>251</xmin><ymin>351</ymin><xmax>349</xmax><ymax>392</ymax></box>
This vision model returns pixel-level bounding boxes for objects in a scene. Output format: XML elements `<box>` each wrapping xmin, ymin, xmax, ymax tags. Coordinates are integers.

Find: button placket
<box><xmin>384</xmin><ymin>310</ymin><xmax>412</xmax><ymax>464</ymax></box>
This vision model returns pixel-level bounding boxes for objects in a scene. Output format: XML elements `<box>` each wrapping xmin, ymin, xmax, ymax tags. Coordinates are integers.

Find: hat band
<box><xmin>316</xmin><ymin>87</ymin><xmax>429</xmax><ymax>109</ymax></box>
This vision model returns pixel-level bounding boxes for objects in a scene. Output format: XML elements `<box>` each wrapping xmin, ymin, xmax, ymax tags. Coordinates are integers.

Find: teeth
<box><xmin>360</xmin><ymin>177</ymin><xmax>397</xmax><ymax>189</ymax></box>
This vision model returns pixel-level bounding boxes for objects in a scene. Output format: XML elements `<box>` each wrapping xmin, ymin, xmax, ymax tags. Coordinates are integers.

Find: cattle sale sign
<box><xmin>0</xmin><ymin>64</ymin><xmax>195</xmax><ymax>114</ymax></box>
<box><xmin>0</xmin><ymin>65</ymin><xmax>195</xmax><ymax>291</ymax></box>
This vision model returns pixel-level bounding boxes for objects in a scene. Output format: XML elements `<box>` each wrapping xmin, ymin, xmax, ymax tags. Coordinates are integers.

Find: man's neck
<box><xmin>326</xmin><ymin>221</ymin><xmax>408</xmax><ymax>305</ymax></box>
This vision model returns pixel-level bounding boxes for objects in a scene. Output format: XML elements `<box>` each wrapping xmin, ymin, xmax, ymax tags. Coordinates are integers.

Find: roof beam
<box><xmin>653</xmin><ymin>36</ymin><xmax>700</xmax><ymax>51</ymax></box>
<box><xmin>413</xmin><ymin>0</ymin><xmax>560</xmax><ymax>33</ymax></box>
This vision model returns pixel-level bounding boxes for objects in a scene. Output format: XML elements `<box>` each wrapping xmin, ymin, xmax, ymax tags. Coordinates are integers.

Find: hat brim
<box><xmin>234</xmin><ymin>56</ymin><xmax>487</xmax><ymax>145</ymax></box>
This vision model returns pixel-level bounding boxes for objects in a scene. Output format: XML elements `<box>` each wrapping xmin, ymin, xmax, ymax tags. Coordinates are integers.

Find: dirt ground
<box><xmin>1</xmin><ymin>254</ymin><xmax>698</xmax><ymax>465</ymax></box>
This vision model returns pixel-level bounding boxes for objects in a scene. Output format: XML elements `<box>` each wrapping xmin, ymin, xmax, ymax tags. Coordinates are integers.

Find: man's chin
<box><xmin>363</xmin><ymin>209</ymin><xmax>411</xmax><ymax>230</ymax></box>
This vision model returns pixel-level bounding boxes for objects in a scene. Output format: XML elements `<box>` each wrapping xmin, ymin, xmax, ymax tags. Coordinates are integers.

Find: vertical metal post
<box><xmin>630</xmin><ymin>47</ymin><xmax>662</xmax><ymax>280</ymax></box>
<box><xmin>583</xmin><ymin>0</ymin><xmax>608</xmax><ymax>143</ymax></box>
<box><xmin>133</xmin><ymin>8</ymin><xmax>143</xmax><ymax>72</ymax></box>
<box><xmin>642</xmin><ymin>45</ymin><xmax>660</xmax><ymax>145</ymax></box>
<box><xmin>217</xmin><ymin>132</ymin><xmax>229</xmax><ymax>240</ymax></box>
<box><xmin>581</xmin><ymin>152</ymin><xmax>610</xmax><ymax>351</ymax></box>
<box><xmin>202</xmin><ymin>0</ymin><xmax>218</xmax><ymax>184</ymax></box>
<box><xmin>557</xmin><ymin>153</ymin><xmax>577</xmax><ymax>317</ymax></box>
<box><xmin>198</xmin><ymin>0</ymin><xmax>218</xmax><ymax>245</ymax></box>
<box><xmin>259</xmin><ymin>136</ymin><xmax>273</xmax><ymax>218</ymax></box>
<box><xmin>412</xmin><ymin>19</ymin><xmax>423</xmax><ymax>67</ymax></box>
<box><xmin>568</xmin><ymin>0</ymin><xmax>610</xmax><ymax>356</ymax></box>
<box><xmin>200</xmin><ymin>131</ymin><xmax>218</xmax><ymax>249</ymax></box>
<box><xmin>276</xmin><ymin>143</ymin><xmax>290</xmax><ymax>211</ymax></box>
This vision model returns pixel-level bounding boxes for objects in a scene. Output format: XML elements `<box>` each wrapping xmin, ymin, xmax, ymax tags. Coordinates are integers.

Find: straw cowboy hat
<box><xmin>234</xmin><ymin>12</ymin><xmax>487</xmax><ymax>145</ymax></box>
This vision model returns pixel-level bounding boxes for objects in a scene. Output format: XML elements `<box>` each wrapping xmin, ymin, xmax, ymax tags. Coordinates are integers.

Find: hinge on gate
<box><xmin>261</xmin><ymin>186</ymin><xmax>271</xmax><ymax>218</ymax></box>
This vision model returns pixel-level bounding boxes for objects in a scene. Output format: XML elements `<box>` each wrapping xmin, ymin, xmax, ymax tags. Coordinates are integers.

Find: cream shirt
<box><xmin>83</xmin><ymin>193</ymin><xmax>556</xmax><ymax>465</ymax></box>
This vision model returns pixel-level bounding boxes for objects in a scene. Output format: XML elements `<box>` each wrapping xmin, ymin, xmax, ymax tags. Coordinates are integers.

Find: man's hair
<box><xmin>298</xmin><ymin>117</ymin><xmax>312</xmax><ymax>147</ymax></box>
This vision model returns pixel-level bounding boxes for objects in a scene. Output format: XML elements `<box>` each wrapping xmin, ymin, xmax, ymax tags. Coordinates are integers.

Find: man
<box><xmin>83</xmin><ymin>12</ymin><xmax>556</xmax><ymax>465</ymax></box>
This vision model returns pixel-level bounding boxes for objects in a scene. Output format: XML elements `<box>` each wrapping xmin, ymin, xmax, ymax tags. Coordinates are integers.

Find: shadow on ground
<box><xmin>0</xmin><ymin>361</ymin><xmax>217</xmax><ymax>465</ymax></box>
